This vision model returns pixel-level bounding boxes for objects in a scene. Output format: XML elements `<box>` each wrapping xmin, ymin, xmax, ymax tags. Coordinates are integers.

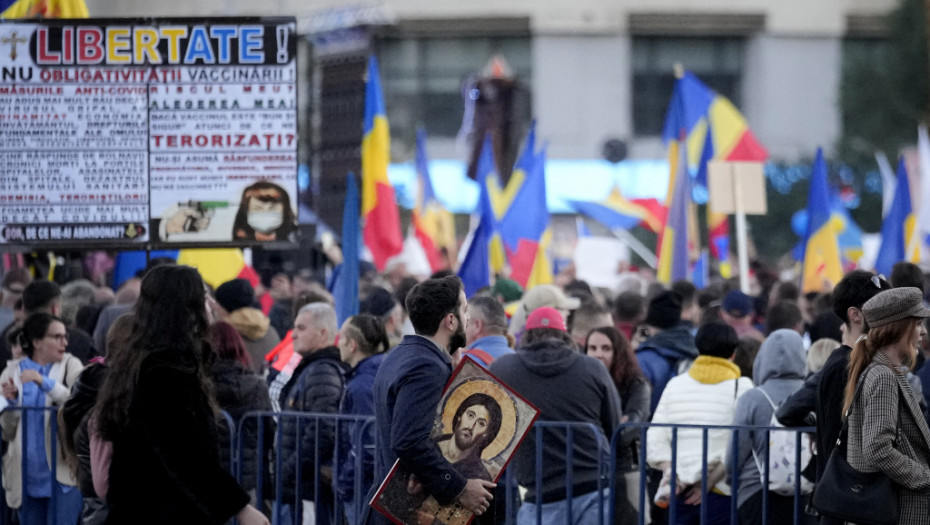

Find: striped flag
<box><xmin>800</xmin><ymin>149</ymin><xmax>843</xmax><ymax>293</ymax></box>
<box><xmin>663</xmin><ymin>72</ymin><xmax>768</xmax><ymax>168</ymax></box>
<box><xmin>662</xmin><ymin>71</ymin><xmax>767</xmax><ymax>276</ymax></box>
<box><xmin>568</xmin><ymin>186</ymin><xmax>663</xmax><ymax>233</ymax></box>
<box><xmin>411</xmin><ymin>129</ymin><xmax>456</xmax><ymax>272</ymax></box>
<box><xmin>875</xmin><ymin>157</ymin><xmax>919</xmax><ymax>276</ymax></box>
<box><xmin>498</xmin><ymin>124</ymin><xmax>552</xmax><ymax>289</ymax></box>
<box><xmin>657</xmin><ymin>139</ymin><xmax>691</xmax><ymax>284</ymax></box>
<box><xmin>1</xmin><ymin>0</ymin><xmax>87</xmax><ymax>18</ymax></box>
<box><xmin>361</xmin><ymin>55</ymin><xmax>403</xmax><ymax>271</ymax></box>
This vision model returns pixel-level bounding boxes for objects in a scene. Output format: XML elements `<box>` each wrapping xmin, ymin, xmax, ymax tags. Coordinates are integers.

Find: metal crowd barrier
<box><xmin>0</xmin><ymin>406</ymin><xmax>819</xmax><ymax>525</ymax></box>
<box><xmin>234</xmin><ymin>411</ymin><xmax>376</xmax><ymax>525</ymax></box>
<box><xmin>612</xmin><ymin>422</ymin><xmax>817</xmax><ymax>525</ymax></box>
<box><xmin>523</xmin><ymin>421</ymin><xmax>611</xmax><ymax>525</ymax></box>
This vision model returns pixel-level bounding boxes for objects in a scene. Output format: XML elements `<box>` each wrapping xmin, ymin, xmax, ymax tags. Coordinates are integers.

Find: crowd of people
<box><xmin>0</xmin><ymin>257</ymin><xmax>929</xmax><ymax>524</ymax></box>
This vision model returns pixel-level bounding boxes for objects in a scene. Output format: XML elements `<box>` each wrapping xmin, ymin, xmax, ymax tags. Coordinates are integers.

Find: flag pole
<box><xmin>733</xmin><ymin>169</ymin><xmax>751</xmax><ymax>293</ymax></box>
<box><xmin>610</xmin><ymin>228</ymin><xmax>657</xmax><ymax>269</ymax></box>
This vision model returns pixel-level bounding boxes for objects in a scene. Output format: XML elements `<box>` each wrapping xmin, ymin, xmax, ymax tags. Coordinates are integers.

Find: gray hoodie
<box><xmin>726</xmin><ymin>329</ymin><xmax>807</xmax><ymax>507</ymax></box>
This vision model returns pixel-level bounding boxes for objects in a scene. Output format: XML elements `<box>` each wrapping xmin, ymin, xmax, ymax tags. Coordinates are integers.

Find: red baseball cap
<box><xmin>525</xmin><ymin>307</ymin><xmax>566</xmax><ymax>331</ymax></box>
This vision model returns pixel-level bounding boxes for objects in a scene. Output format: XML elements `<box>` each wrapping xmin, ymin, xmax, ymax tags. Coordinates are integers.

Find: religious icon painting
<box><xmin>370</xmin><ymin>356</ymin><xmax>540</xmax><ymax>525</ymax></box>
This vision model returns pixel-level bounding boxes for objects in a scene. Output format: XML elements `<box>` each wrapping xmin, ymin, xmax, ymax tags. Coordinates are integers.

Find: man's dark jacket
<box><xmin>279</xmin><ymin>346</ymin><xmax>349</xmax><ymax>500</ymax></box>
<box><xmin>211</xmin><ymin>360</ymin><xmax>275</xmax><ymax>492</ymax></box>
<box><xmin>336</xmin><ymin>352</ymin><xmax>387</xmax><ymax>500</ymax></box>
<box><xmin>364</xmin><ymin>335</ymin><xmax>467</xmax><ymax>525</ymax></box>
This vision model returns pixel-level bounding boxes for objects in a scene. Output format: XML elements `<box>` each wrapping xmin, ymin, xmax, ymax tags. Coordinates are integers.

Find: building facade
<box><xmin>86</xmin><ymin>0</ymin><xmax>894</xmax><ymax>165</ymax></box>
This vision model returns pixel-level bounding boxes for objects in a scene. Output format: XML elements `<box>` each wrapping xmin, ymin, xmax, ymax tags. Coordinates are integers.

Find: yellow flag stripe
<box><xmin>361</xmin><ymin>116</ymin><xmax>390</xmax><ymax>216</ymax></box>
<box><xmin>487</xmin><ymin>169</ymin><xmax>527</xmax><ymax>220</ymax></box>
<box><xmin>525</xmin><ymin>228</ymin><xmax>554</xmax><ymax>289</ymax></box>
<box><xmin>801</xmin><ymin>225</ymin><xmax>843</xmax><ymax>293</ymax></box>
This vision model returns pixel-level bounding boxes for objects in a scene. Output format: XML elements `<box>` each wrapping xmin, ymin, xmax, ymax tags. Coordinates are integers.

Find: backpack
<box><xmin>751</xmin><ymin>388</ymin><xmax>814</xmax><ymax>496</ymax></box>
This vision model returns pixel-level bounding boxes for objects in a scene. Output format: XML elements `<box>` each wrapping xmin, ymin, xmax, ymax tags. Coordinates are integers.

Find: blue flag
<box><xmin>334</xmin><ymin>173</ymin><xmax>360</xmax><ymax>325</ymax></box>
<box><xmin>458</xmin><ymin>135</ymin><xmax>498</xmax><ymax>297</ymax></box>
<box><xmin>800</xmin><ymin>148</ymin><xmax>843</xmax><ymax>292</ymax></box>
<box><xmin>875</xmin><ymin>157</ymin><xmax>917</xmax><ymax>276</ymax></box>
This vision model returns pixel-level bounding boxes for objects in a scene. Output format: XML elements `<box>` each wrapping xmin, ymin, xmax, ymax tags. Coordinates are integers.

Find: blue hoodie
<box><xmin>635</xmin><ymin>325</ymin><xmax>698</xmax><ymax>414</ymax></box>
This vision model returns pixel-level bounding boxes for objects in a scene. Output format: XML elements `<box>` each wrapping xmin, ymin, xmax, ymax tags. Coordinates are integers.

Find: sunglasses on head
<box><xmin>854</xmin><ymin>274</ymin><xmax>885</xmax><ymax>295</ymax></box>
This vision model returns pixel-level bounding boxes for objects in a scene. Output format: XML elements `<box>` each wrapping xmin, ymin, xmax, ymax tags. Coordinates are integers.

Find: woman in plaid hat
<box><xmin>842</xmin><ymin>287</ymin><xmax>930</xmax><ymax>525</ymax></box>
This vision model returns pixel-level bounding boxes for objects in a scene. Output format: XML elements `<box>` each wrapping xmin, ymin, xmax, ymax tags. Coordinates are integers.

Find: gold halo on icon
<box><xmin>441</xmin><ymin>378</ymin><xmax>518</xmax><ymax>460</ymax></box>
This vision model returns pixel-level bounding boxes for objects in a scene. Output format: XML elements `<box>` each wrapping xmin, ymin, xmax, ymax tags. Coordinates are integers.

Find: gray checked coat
<box><xmin>847</xmin><ymin>352</ymin><xmax>930</xmax><ymax>525</ymax></box>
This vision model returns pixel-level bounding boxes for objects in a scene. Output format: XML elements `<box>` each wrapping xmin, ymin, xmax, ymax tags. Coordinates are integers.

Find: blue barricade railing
<box><xmin>0</xmin><ymin>406</ymin><xmax>819</xmax><ymax>525</ymax></box>
<box><xmin>611</xmin><ymin>422</ymin><xmax>817</xmax><ymax>525</ymax></box>
<box><xmin>235</xmin><ymin>411</ymin><xmax>376</xmax><ymax>525</ymax></box>
<box><xmin>525</xmin><ymin>421</ymin><xmax>611</xmax><ymax>525</ymax></box>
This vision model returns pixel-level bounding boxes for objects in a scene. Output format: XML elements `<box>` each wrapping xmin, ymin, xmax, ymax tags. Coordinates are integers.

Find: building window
<box><xmin>632</xmin><ymin>36</ymin><xmax>744</xmax><ymax>137</ymax></box>
<box><xmin>377</xmin><ymin>35</ymin><xmax>532</xmax><ymax>158</ymax></box>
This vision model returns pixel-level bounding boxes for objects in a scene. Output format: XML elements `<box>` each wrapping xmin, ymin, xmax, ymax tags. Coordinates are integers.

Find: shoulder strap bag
<box><xmin>810</xmin><ymin>367</ymin><xmax>900</xmax><ymax>525</ymax></box>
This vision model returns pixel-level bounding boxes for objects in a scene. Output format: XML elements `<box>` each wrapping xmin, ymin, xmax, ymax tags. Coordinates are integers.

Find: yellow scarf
<box><xmin>688</xmin><ymin>355</ymin><xmax>741</xmax><ymax>384</ymax></box>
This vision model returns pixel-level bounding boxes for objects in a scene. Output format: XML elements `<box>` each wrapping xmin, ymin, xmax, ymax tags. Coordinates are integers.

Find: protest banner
<box><xmin>0</xmin><ymin>18</ymin><xmax>298</xmax><ymax>246</ymax></box>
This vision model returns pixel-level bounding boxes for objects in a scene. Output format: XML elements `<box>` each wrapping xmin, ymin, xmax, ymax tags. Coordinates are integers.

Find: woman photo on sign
<box><xmin>840</xmin><ymin>287</ymin><xmax>930</xmax><ymax>525</ymax></box>
<box><xmin>232</xmin><ymin>181</ymin><xmax>297</xmax><ymax>242</ymax></box>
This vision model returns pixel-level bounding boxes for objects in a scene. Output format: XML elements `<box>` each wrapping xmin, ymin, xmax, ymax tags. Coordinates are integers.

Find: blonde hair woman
<box><xmin>842</xmin><ymin>287</ymin><xmax>930</xmax><ymax>525</ymax></box>
<box><xmin>806</xmin><ymin>337</ymin><xmax>840</xmax><ymax>375</ymax></box>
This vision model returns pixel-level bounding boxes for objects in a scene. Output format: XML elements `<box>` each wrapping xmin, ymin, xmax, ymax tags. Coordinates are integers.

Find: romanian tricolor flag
<box><xmin>663</xmin><ymin>71</ymin><xmax>768</xmax><ymax>168</ymax></box>
<box><xmin>875</xmin><ymin>157</ymin><xmax>920</xmax><ymax>276</ymax></box>
<box><xmin>662</xmin><ymin>71</ymin><xmax>767</xmax><ymax>275</ymax></box>
<box><xmin>459</xmin><ymin>126</ymin><xmax>553</xmax><ymax>294</ymax></box>
<box><xmin>411</xmin><ymin>129</ymin><xmax>456</xmax><ymax>273</ymax></box>
<box><xmin>568</xmin><ymin>186</ymin><xmax>664</xmax><ymax>233</ymax></box>
<box><xmin>830</xmin><ymin>192</ymin><xmax>864</xmax><ymax>271</ymax></box>
<box><xmin>361</xmin><ymin>55</ymin><xmax>403</xmax><ymax>271</ymax></box>
<box><xmin>498</xmin><ymin>124</ymin><xmax>552</xmax><ymax>289</ymax></box>
<box><xmin>697</xmin><ymin>130</ymin><xmax>732</xmax><ymax>277</ymax></box>
<box><xmin>1</xmin><ymin>0</ymin><xmax>87</xmax><ymax>18</ymax></box>
<box><xmin>656</xmin><ymin>139</ymin><xmax>691</xmax><ymax>284</ymax></box>
<box><xmin>800</xmin><ymin>149</ymin><xmax>844</xmax><ymax>293</ymax></box>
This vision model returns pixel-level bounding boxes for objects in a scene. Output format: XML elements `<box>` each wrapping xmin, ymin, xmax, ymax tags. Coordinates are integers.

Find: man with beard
<box><xmin>436</xmin><ymin>393</ymin><xmax>502</xmax><ymax>481</ymax></box>
<box><xmin>365</xmin><ymin>276</ymin><xmax>495</xmax><ymax>524</ymax></box>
